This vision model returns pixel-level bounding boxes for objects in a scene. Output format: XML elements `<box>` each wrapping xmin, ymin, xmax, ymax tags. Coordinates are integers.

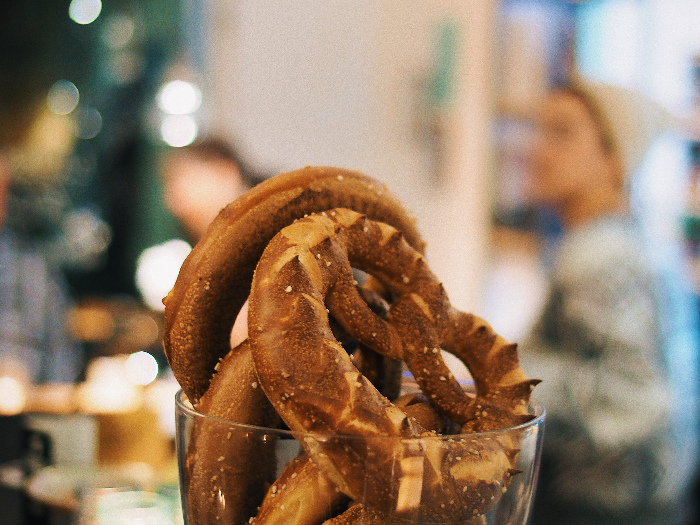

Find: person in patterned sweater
<box><xmin>522</xmin><ymin>79</ymin><xmax>699</xmax><ymax>525</ymax></box>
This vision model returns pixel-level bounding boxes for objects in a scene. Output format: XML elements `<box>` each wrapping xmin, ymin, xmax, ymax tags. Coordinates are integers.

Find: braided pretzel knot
<box><xmin>248</xmin><ymin>208</ymin><xmax>537</xmax><ymax>523</ymax></box>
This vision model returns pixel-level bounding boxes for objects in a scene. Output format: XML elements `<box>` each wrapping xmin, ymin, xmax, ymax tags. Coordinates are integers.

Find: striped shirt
<box><xmin>0</xmin><ymin>228</ymin><xmax>81</xmax><ymax>383</ymax></box>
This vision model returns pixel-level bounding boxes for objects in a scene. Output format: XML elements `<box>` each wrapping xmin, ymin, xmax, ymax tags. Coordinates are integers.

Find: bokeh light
<box><xmin>102</xmin><ymin>14</ymin><xmax>136</xmax><ymax>49</ymax></box>
<box><xmin>69</xmin><ymin>0</ymin><xmax>102</xmax><ymax>25</ymax></box>
<box><xmin>78</xmin><ymin>356</ymin><xmax>141</xmax><ymax>413</ymax></box>
<box><xmin>62</xmin><ymin>208</ymin><xmax>112</xmax><ymax>269</ymax></box>
<box><xmin>160</xmin><ymin>114</ymin><xmax>198</xmax><ymax>147</ymax></box>
<box><xmin>47</xmin><ymin>80</ymin><xmax>80</xmax><ymax>115</ymax></box>
<box><xmin>135</xmin><ymin>238</ymin><xmax>192</xmax><ymax>311</ymax></box>
<box><xmin>107</xmin><ymin>51</ymin><xmax>144</xmax><ymax>84</ymax></box>
<box><xmin>0</xmin><ymin>377</ymin><xmax>27</xmax><ymax>415</ymax></box>
<box><xmin>74</xmin><ymin>106</ymin><xmax>103</xmax><ymax>139</ymax></box>
<box><xmin>157</xmin><ymin>80</ymin><xmax>202</xmax><ymax>115</ymax></box>
<box><xmin>125</xmin><ymin>351</ymin><xmax>159</xmax><ymax>386</ymax></box>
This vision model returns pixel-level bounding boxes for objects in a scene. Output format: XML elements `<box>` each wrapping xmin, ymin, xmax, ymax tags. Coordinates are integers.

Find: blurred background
<box><xmin>2</xmin><ymin>0</ymin><xmax>700</xmax><ymax>523</ymax></box>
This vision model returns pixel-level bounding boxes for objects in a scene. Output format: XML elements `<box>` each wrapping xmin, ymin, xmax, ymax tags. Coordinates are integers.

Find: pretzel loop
<box><xmin>248</xmin><ymin>208</ymin><xmax>535</xmax><ymax>521</ymax></box>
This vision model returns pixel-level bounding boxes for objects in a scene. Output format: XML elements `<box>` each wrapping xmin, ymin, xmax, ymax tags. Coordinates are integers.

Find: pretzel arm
<box><xmin>442</xmin><ymin>309</ymin><xmax>540</xmax><ymax>432</ymax></box>
<box><xmin>326</xmin><ymin>280</ymin><xmax>404</xmax><ymax>361</ymax></box>
<box><xmin>185</xmin><ymin>340</ymin><xmax>280</xmax><ymax>524</ymax></box>
<box><xmin>336</xmin><ymin>212</ymin><xmax>477</xmax><ymax>423</ymax></box>
<box><xmin>254</xmin><ymin>454</ymin><xmax>349</xmax><ymax>525</ymax></box>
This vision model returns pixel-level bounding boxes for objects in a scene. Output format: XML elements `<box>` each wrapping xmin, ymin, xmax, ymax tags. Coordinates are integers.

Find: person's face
<box><xmin>525</xmin><ymin>91</ymin><xmax>616</xmax><ymax>209</ymax></box>
<box><xmin>163</xmin><ymin>154</ymin><xmax>243</xmax><ymax>240</ymax></box>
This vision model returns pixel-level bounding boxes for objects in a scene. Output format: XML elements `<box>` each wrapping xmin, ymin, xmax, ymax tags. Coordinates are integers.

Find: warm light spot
<box><xmin>47</xmin><ymin>80</ymin><xmax>79</xmax><ymax>115</ymax></box>
<box><xmin>69</xmin><ymin>0</ymin><xmax>102</xmax><ymax>25</ymax></box>
<box><xmin>160</xmin><ymin>115</ymin><xmax>198</xmax><ymax>147</ymax></box>
<box><xmin>157</xmin><ymin>80</ymin><xmax>202</xmax><ymax>115</ymax></box>
<box><xmin>0</xmin><ymin>377</ymin><xmax>27</xmax><ymax>415</ymax></box>
<box><xmin>135</xmin><ymin>238</ymin><xmax>192</xmax><ymax>311</ymax></box>
<box><xmin>78</xmin><ymin>356</ymin><xmax>141</xmax><ymax>413</ymax></box>
<box><xmin>125</xmin><ymin>351</ymin><xmax>159</xmax><ymax>386</ymax></box>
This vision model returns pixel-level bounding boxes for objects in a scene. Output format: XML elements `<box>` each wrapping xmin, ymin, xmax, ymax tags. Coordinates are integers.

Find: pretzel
<box><xmin>167</xmin><ymin>168</ymin><xmax>426</xmax><ymax>523</ymax></box>
<box><xmin>182</xmin><ymin>340</ymin><xmax>280</xmax><ymax>524</ymax></box>
<box><xmin>247</xmin><ymin>208</ymin><xmax>536</xmax><ymax>522</ymax></box>
<box><xmin>163</xmin><ymin>166</ymin><xmax>424</xmax><ymax>405</ymax></box>
<box><xmin>166</xmin><ymin>168</ymin><xmax>539</xmax><ymax>524</ymax></box>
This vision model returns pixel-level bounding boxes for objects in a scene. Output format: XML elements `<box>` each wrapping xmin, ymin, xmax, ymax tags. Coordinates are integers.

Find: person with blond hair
<box><xmin>522</xmin><ymin>79</ymin><xmax>699</xmax><ymax>524</ymax></box>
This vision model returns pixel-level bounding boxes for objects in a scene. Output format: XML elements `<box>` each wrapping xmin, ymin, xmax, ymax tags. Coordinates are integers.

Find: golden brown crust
<box><xmin>248</xmin><ymin>208</ymin><xmax>535</xmax><ymax>520</ymax></box>
<box><xmin>182</xmin><ymin>341</ymin><xmax>280</xmax><ymax>525</ymax></box>
<box><xmin>322</xmin><ymin>505</ymin><xmax>488</xmax><ymax>525</ymax></box>
<box><xmin>253</xmin><ymin>455</ymin><xmax>349</xmax><ymax>525</ymax></box>
<box><xmin>395</xmin><ymin>392</ymin><xmax>447</xmax><ymax>433</ymax></box>
<box><xmin>167</xmin><ymin>168</ymin><xmax>539</xmax><ymax>524</ymax></box>
<box><xmin>164</xmin><ymin>166</ymin><xmax>424</xmax><ymax>404</ymax></box>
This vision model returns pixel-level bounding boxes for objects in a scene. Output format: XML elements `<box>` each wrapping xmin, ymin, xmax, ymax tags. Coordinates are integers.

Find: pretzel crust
<box><xmin>248</xmin><ymin>208</ymin><xmax>535</xmax><ymax>521</ymax></box>
<box><xmin>167</xmin><ymin>168</ymin><xmax>540</xmax><ymax>524</ymax></box>
<box><xmin>164</xmin><ymin>166</ymin><xmax>424</xmax><ymax>404</ymax></box>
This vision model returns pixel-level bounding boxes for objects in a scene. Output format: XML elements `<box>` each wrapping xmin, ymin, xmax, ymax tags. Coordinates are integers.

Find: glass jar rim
<box><xmin>175</xmin><ymin>389</ymin><xmax>545</xmax><ymax>441</ymax></box>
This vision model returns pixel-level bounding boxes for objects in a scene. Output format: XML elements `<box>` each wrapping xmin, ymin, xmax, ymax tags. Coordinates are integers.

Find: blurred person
<box><xmin>0</xmin><ymin>0</ymin><xmax>82</xmax><ymax>385</ymax></box>
<box><xmin>161</xmin><ymin>137</ymin><xmax>264</xmax><ymax>243</ymax></box>
<box><xmin>521</xmin><ymin>79</ymin><xmax>699</xmax><ymax>525</ymax></box>
<box><xmin>0</xmin><ymin>139</ymin><xmax>82</xmax><ymax>385</ymax></box>
<box><xmin>137</xmin><ymin>138</ymin><xmax>264</xmax><ymax>354</ymax></box>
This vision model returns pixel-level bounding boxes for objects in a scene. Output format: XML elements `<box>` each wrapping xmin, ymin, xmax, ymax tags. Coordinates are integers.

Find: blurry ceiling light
<box><xmin>160</xmin><ymin>114</ymin><xmax>198</xmax><ymax>148</ymax></box>
<box><xmin>157</xmin><ymin>80</ymin><xmax>202</xmax><ymax>115</ymax></box>
<box><xmin>136</xmin><ymin>238</ymin><xmax>192</xmax><ymax>311</ymax></box>
<box><xmin>102</xmin><ymin>14</ymin><xmax>136</xmax><ymax>49</ymax></box>
<box><xmin>47</xmin><ymin>80</ymin><xmax>80</xmax><ymax>115</ymax></box>
<box><xmin>69</xmin><ymin>0</ymin><xmax>102</xmax><ymax>25</ymax></box>
<box><xmin>125</xmin><ymin>351</ymin><xmax>159</xmax><ymax>386</ymax></box>
<box><xmin>74</xmin><ymin>106</ymin><xmax>103</xmax><ymax>139</ymax></box>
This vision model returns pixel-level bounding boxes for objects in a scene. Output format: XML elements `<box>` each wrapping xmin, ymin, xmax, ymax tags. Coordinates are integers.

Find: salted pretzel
<box><xmin>182</xmin><ymin>340</ymin><xmax>280</xmax><ymax>525</ymax></box>
<box><xmin>164</xmin><ymin>166</ymin><xmax>424</xmax><ymax>405</ymax></box>
<box><xmin>167</xmin><ymin>167</ymin><xmax>426</xmax><ymax>523</ymax></box>
<box><xmin>166</xmin><ymin>168</ymin><xmax>539</xmax><ymax>524</ymax></box>
<box><xmin>247</xmin><ymin>208</ymin><xmax>536</xmax><ymax>522</ymax></box>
